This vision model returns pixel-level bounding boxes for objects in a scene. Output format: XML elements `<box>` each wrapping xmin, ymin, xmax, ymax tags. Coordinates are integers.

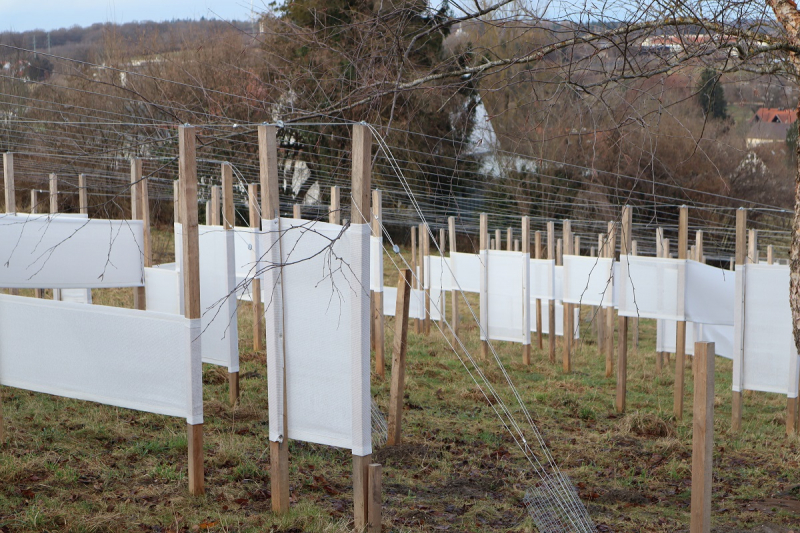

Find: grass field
<box><xmin>0</xmin><ymin>244</ymin><xmax>798</xmax><ymax>532</ymax></box>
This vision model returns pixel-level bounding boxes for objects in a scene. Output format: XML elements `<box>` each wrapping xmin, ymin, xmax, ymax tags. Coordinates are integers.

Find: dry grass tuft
<box><xmin>616</xmin><ymin>411</ymin><xmax>676</xmax><ymax>438</ymax></box>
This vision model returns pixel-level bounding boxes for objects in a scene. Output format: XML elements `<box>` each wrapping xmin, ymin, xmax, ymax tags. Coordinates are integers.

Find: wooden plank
<box><xmin>534</xmin><ymin>230</ymin><xmax>543</xmax><ymax>351</ymax></box>
<box><xmin>675</xmin><ymin>206</ymin><xmax>689</xmax><ymax>420</ymax></box>
<box><xmin>130</xmin><ymin>160</ymin><xmax>146</xmax><ymax>311</ymax></box>
<box><xmin>438</xmin><ymin>227</ymin><xmax>446</xmax><ymax>331</ymax></box>
<box><xmin>768</xmin><ymin>245</ymin><xmax>774</xmax><ymax>265</ymax></box>
<box><xmin>247</xmin><ymin>183</ymin><xmax>264</xmax><ymax>352</ymax></box>
<box><xmin>293</xmin><ymin>203</ymin><xmax>301</xmax><ymax>219</ymax></box>
<box><xmin>78</xmin><ymin>174</ymin><xmax>88</xmax><ymax>215</ymax></box>
<box><xmin>690</xmin><ymin>341</ymin><xmax>714</xmax><ymax>533</ymax></box>
<box><xmin>448</xmin><ymin>217</ymin><xmax>459</xmax><ymax>342</ymax></box>
<box><xmin>696</xmin><ymin>230</ymin><xmax>704</xmax><ymax>263</ymax></box>
<box><xmin>330</xmin><ymin>185</ymin><xmax>341</xmax><ymax>224</ymax></box>
<box><xmin>221</xmin><ymin>163</ymin><xmax>239</xmax><ymax>405</ymax></box>
<box><xmin>353</xmin><ymin>454</ymin><xmax>372</xmax><ymax>530</ymax></box>
<box><xmin>732</xmin><ymin>208</ymin><xmax>747</xmax><ymax>431</ymax></box>
<box><xmin>480</xmin><ymin>214</ymin><xmax>489</xmax><ymax>360</ymax></box>
<box><xmin>562</xmin><ymin>220</ymin><xmax>572</xmax><ymax>373</ymax></box>
<box><xmin>211</xmin><ymin>185</ymin><xmax>221</xmax><ymax>225</ymax></box>
<box><xmin>514</xmin><ymin>239</ymin><xmax>520</xmax><ymax>252</ymax></box>
<box><xmin>372</xmin><ymin>190</ymin><xmax>385</xmax><ymax>379</ymax></box>
<box><xmin>258</xmin><ymin>125</ymin><xmax>280</xmax><ymax>220</ymax></box>
<box><xmin>506</xmin><ymin>227</ymin><xmax>513</xmax><ymax>251</ymax></box>
<box><xmin>617</xmin><ymin>206</ymin><xmax>632</xmax><ymax>413</ymax></box>
<box><xmin>495</xmin><ymin>229</ymin><xmax>502</xmax><ymax>251</ymax></box>
<box><xmin>522</xmin><ymin>216</ymin><xmax>531</xmax><ymax>366</ymax></box>
<box><xmin>179</xmin><ymin>126</ymin><xmax>204</xmax><ymax>496</ymax></box>
<box><xmin>368</xmin><ymin>464</ymin><xmax>382</xmax><ymax>533</ymax></box>
<box><xmin>388</xmin><ymin>269</ymin><xmax>412</xmax><ymax>445</ymax></box>
<box><xmin>421</xmin><ymin>224</ymin><xmax>430</xmax><ymax>335</ymax></box>
<box><xmin>605</xmin><ymin>221</ymin><xmax>616</xmax><ymax>378</ymax></box>
<box><xmin>173</xmin><ymin>180</ymin><xmax>181</xmax><ymax>225</ymax></box>
<box><xmin>748</xmin><ymin>229</ymin><xmax>758</xmax><ymax>264</ymax></box>
<box><xmin>547</xmin><ymin>221</ymin><xmax>556</xmax><ymax>363</ymax></box>
<box><xmin>2</xmin><ymin>153</ymin><xmax>13</xmax><ymax>214</ymax></box>
<box><xmin>49</xmin><ymin>173</ymin><xmax>58</xmax><ymax>216</ymax></box>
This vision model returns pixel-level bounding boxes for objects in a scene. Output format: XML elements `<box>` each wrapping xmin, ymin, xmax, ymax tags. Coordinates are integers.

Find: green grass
<box><xmin>0</xmin><ymin>243</ymin><xmax>798</xmax><ymax>531</ymax></box>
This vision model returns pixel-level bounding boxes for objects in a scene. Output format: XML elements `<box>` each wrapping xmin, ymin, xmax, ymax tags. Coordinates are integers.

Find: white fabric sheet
<box><xmin>657</xmin><ymin>320</ymin><xmax>733</xmax><ymax>359</ymax></box>
<box><xmin>684</xmin><ymin>260</ymin><xmax>735</xmax><ymax>326</ymax></box>
<box><xmin>562</xmin><ymin>255</ymin><xmax>613</xmax><ymax>307</ymax></box>
<box><xmin>618</xmin><ymin>256</ymin><xmax>682</xmax><ymax>320</ymax></box>
<box><xmin>0</xmin><ymin>214</ymin><xmax>144</xmax><ymax>288</ymax></box>
<box><xmin>58</xmin><ymin>288</ymin><xmax>92</xmax><ymax>304</ymax></box>
<box><xmin>370</xmin><ymin>235</ymin><xmax>383</xmax><ymax>292</ymax></box>
<box><xmin>480</xmin><ymin>250</ymin><xmax>530</xmax><ymax>344</ymax></box>
<box><xmin>530</xmin><ymin>302</ymin><xmax>580</xmax><ymax>337</ymax></box>
<box><xmin>233</xmin><ymin>226</ymin><xmax>261</xmax><ymax>301</ymax></box>
<box><xmin>449</xmin><ymin>251</ymin><xmax>481</xmax><ymax>293</ymax></box>
<box><xmin>733</xmin><ymin>265</ymin><xmax>800</xmax><ymax>397</ymax></box>
<box><xmin>530</xmin><ymin>259</ymin><xmax>555</xmax><ymax>300</ymax></box>
<box><xmin>263</xmin><ymin>218</ymin><xmax>371</xmax><ymax>456</ymax></box>
<box><xmin>554</xmin><ymin>266</ymin><xmax>564</xmax><ymax>302</ymax></box>
<box><xmin>144</xmin><ymin>265</ymin><xmax>181</xmax><ymax>315</ymax></box>
<box><xmin>0</xmin><ymin>293</ymin><xmax>202</xmax><ymax>423</ymax></box>
<box><xmin>382</xmin><ymin>286</ymin><xmax>425</xmax><ymax>320</ymax></box>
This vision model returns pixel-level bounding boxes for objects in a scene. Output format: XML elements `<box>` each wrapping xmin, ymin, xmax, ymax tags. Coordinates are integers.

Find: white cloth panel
<box><xmin>0</xmin><ymin>214</ymin><xmax>144</xmax><ymax>288</ymax></box>
<box><xmin>382</xmin><ymin>287</ymin><xmax>425</xmax><ymax>319</ymax></box>
<box><xmin>263</xmin><ymin>218</ymin><xmax>372</xmax><ymax>456</ymax></box>
<box><xmin>554</xmin><ymin>266</ymin><xmax>564</xmax><ymax>302</ymax></box>
<box><xmin>370</xmin><ymin>236</ymin><xmax>383</xmax><ymax>292</ymax></box>
<box><xmin>145</xmin><ymin>265</ymin><xmax>181</xmax><ymax>315</ymax></box>
<box><xmin>59</xmin><ymin>288</ymin><xmax>92</xmax><ymax>304</ymax></box>
<box><xmin>618</xmin><ymin>256</ymin><xmax>682</xmax><ymax>320</ymax></box>
<box><xmin>449</xmin><ymin>251</ymin><xmax>481</xmax><ymax>293</ymax></box>
<box><xmin>733</xmin><ymin>265</ymin><xmax>800</xmax><ymax>397</ymax></box>
<box><xmin>530</xmin><ymin>302</ymin><xmax>579</xmax><ymax>337</ymax></box>
<box><xmin>173</xmin><ymin>224</ymin><xmax>239</xmax><ymax>372</ymax></box>
<box><xmin>609</xmin><ymin>261</ymin><xmax>620</xmax><ymax>308</ymax></box>
<box><xmin>233</xmin><ymin>226</ymin><xmax>262</xmax><ymax>300</ymax></box>
<box><xmin>562</xmin><ymin>256</ymin><xmax>613</xmax><ymax>307</ymax></box>
<box><xmin>658</xmin><ymin>320</ymin><xmax>733</xmax><ymax>359</ymax></box>
<box><xmin>481</xmin><ymin>250</ymin><xmax>530</xmax><ymax>344</ymax></box>
<box><xmin>0</xmin><ymin>294</ymin><xmax>202</xmax><ymax>424</ymax></box>
<box><xmin>427</xmin><ymin>256</ymin><xmax>454</xmax><ymax>292</ymax></box>
<box><xmin>530</xmin><ymin>259</ymin><xmax>555</xmax><ymax>300</ymax></box>
<box><xmin>683</xmin><ymin>260</ymin><xmax>735</xmax><ymax>326</ymax></box>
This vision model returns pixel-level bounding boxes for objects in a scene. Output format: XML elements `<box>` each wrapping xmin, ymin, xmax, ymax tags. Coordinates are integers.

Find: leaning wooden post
<box><xmin>562</xmin><ymin>220</ymin><xmax>573</xmax><ymax>373</ymax></box>
<box><xmin>293</xmin><ymin>203</ymin><xmax>301</xmax><ymax>219</ymax></box>
<box><xmin>179</xmin><ymin>125</ymin><xmax>205</xmax><ymax>496</ymax></box>
<box><xmin>371</xmin><ymin>190</ymin><xmax>385</xmax><ymax>378</ymax></box>
<box><xmin>731</xmin><ymin>209</ymin><xmax>747</xmax><ymax>431</ymax></box>
<box><xmin>222</xmin><ymin>163</ymin><xmax>239</xmax><ymax>405</ymax></box>
<box><xmin>616</xmin><ymin>206</ymin><xmax>632</xmax><ymax>414</ymax></box>
<box><xmin>2</xmin><ymin>153</ymin><xmax>13</xmax><ymax>214</ymax></box>
<box><xmin>547</xmin><ymin>221</ymin><xmax>556</xmax><ymax>363</ymax></box>
<box><xmin>131</xmin><ymin>160</ymin><xmax>146</xmax><ymax>311</ymax></box>
<box><xmin>674</xmin><ymin>205</ymin><xmax>689</xmax><ymax>420</ymax></box>
<box><xmin>247</xmin><ymin>184</ymin><xmax>264</xmax><ymax>353</ymax></box>
<box><xmin>480</xmin><ymin>213</ymin><xmax>489</xmax><ymax>360</ymax></box>
<box><xmin>388</xmin><ymin>269</ymin><xmax>412</xmax><ymax>446</ymax></box>
<box><xmin>330</xmin><ymin>185</ymin><xmax>341</xmax><ymax>224</ymax></box>
<box><xmin>260</xmin><ymin>124</ymin><xmax>290</xmax><ymax>513</ymax></box>
<box><xmin>351</xmin><ymin>124</ymin><xmax>374</xmax><ymax>531</ymax></box>
<box><xmin>421</xmin><ymin>223</ymin><xmax>431</xmax><ymax>335</ymax></box>
<box><xmin>210</xmin><ymin>185</ymin><xmax>221</xmax><ymax>225</ymax></box>
<box><xmin>438</xmin><ymin>227</ymin><xmax>446</xmax><ymax>331</ymax></box>
<box><xmin>690</xmin><ymin>341</ymin><xmax>714</xmax><ymax>533</ymax></box>
<box><xmin>410</xmin><ymin>226</ymin><xmax>420</xmax><ymax>334</ymax></box>
<box><xmin>605</xmin><ymin>221</ymin><xmax>617</xmax><ymax>378</ymax></box>
<box><xmin>522</xmin><ymin>216</ymin><xmax>531</xmax><ymax>365</ymax></box>
<box><xmin>448</xmin><ymin>217</ymin><xmax>459</xmax><ymax>342</ymax></box>
<box><xmin>534</xmin><ymin>230</ymin><xmax>543</xmax><ymax>351</ymax></box>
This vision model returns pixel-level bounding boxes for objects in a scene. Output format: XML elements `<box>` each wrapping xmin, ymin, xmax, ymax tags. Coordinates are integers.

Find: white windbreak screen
<box><xmin>427</xmin><ymin>255</ymin><xmax>451</xmax><ymax>321</ymax></box>
<box><xmin>530</xmin><ymin>259</ymin><xmax>555</xmax><ymax>300</ymax></box>
<box><xmin>733</xmin><ymin>265</ymin><xmax>800</xmax><ymax>397</ymax></box>
<box><xmin>481</xmin><ymin>250</ymin><xmax>530</xmax><ymax>344</ymax></box>
<box><xmin>562</xmin><ymin>256</ymin><xmax>613</xmax><ymax>307</ymax></box>
<box><xmin>530</xmin><ymin>302</ymin><xmax>579</xmax><ymax>337</ymax></box>
<box><xmin>0</xmin><ymin>214</ymin><xmax>144</xmax><ymax>288</ymax></box>
<box><xmin>383</xmin><ymin>286</ymin><xmax>425</xmax><ymax>320</ymax></box>
<box><xmin>370</xmin><ymin>235</ymin><xmax>383</xmax><ymax>292</ymax></box>
<box><xmin>684</xmin><ymin>260</ymin><xmax>735</xmax><ymax>326</ymax></box>
<box><xmin>263</xmin><ymin>218</ymin><xmax>371</xmax><ymax>456</ymax></box>
<box><xmin>657</xmin><ymin>320</ymin><xmax>733</xmax><ymax>359</ymax></box>
<box><xmin>554</xmin><ymin>266</ymin><xmax>564</xmax><ymax>302</ymax></box>
<box><xmin>0</xmin><ymin>294</ymin><xmax>202</xmax><ymax>423</ymax></box>
<box><xmin>144</xmin><ymin>265</ymin><xmax>181</xmax><ymax>315</ymax></box>
<box><xmin>58</xmin><ymin>288</ymin><xmax>92</xmax><ymax>304</ymax></box>
<box><xmin>172</xmin><ymin>225</ymin><xmax>239</xmax><ymax>372</ymax></box>
<box><xmin>618</xmin><ymin>256</ymin><xmax>682</xmax><ymax>320</ymax></box>
<box><xmin>233</xmin><ymin>226</ymin><xmax>261</xmax><ymax>300</ymax></box>
<box><xmin>450</xmin><ymin>251</ymin><xmax>481</xmax><ymax>293</ymax></box>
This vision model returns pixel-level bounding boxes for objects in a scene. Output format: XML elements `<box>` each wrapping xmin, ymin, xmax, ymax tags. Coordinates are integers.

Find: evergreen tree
<box><xmin>697</xmin><ymin>68</ymin><xmax>727</xmax><ymax>120</ymax></box>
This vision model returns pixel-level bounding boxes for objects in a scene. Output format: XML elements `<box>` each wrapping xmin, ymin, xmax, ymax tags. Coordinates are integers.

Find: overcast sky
<box><xmin>1</xmin><ymin>0</ymin><xmax>257</xmax><ymax>32</ymax></box>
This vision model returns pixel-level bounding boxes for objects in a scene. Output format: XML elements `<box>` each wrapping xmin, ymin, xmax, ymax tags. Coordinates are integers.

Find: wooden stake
<box><xmin>522</xmin><ymin>216</ymin><xmax>531</xmax><ymax>365</ymax></box>
<box><xmin>410</xmin><ymin>226</ymin><xmax>420</xmax><ymax>334</ymax></box>
<box><xmin>605</xmin><ymin>221</ymin><xmax>616</xmax><ymax>378</ymax></box>
<box><xmin>480</xmin><ymin>214</ymin><xmax>489</xmax><ymax>360</ymax></box>
<box><xmin>131</xmin><ymin>160</ymin><xmax>146</xmax><ymax>311</ymax></box>
<box><xmin>448</xmin><ymin>217</ymin><xmax>459</xmax><ymax>343</ymax></box>
<box><xmin>495</xmin><ymin>229</ymin><xmax>502</xmax><ymax>251</ymax></box>
<box><xmin>507</xmin><ymin>227</ymin><xmax>513</xmax><ymax>251</ymax></box>
<box><xmin>748</xmin><ymin>228</ymin><xmax>758</xmax><ymax>264</ymax></box>
<box><xmin>372</xmin><ymin>190</ymin><xmax>385</xmax><ymax>379</ymax></box>
<box><xmin>490</xmin><ymin>238</ymin><xmax>496</xmax><ymax>250</ymax></box>
<box><xmin>247</xmin><ymin>184</ymin><xmax>263</xmax><ymax>352</ymax></box>
<box><xmin>616</xmin><ymin>206</ymin><xmax>632</xmax><ymax>414</ymax></box>
<box><xmin>330</xmin><ymin>185</ymin><xmax>341</xmax><ymax>224</ymax></box>
<box><xmin>768</xmin><ymin>245</ymin><xmax>774</xmax><ymax>265</ymax></box>
<box><xmin>210</xmin><ymin>185</ymin><xmax>221</xmax><ymax>225</ymax></box>
<box><xmin>732</xmin><ymin>208</ymin><xmax>746</xmax><ymax>432</ymax></box>
<box><xmin>562</xmin><ymin>220</ymin><xmax>572</xmax><ymax>373</ymax></box>
<box><xmin>690</xmin><ymin>341</ymin><xmax>714</xmax><ymax>533</ymax></box>
<box><xmin>352</xmin><ymin>124</ymin><xmax>373</xmax><ymax>531</ymax></box>
<box><xmin>221</xmin><ymin>163</ymin><xmax>239</xmax><ymax>405</ymax></box>
<box><xmin>2</xmin><ymin>153</ymin><xmax>13</xmax><ymax>214</ymax></box>
<box><xmin>179</xmin><ymin>126</ymin><xmax>205</xmax><ymax>496</ymax></box>
<box><xmin>514</xmin><ymin>239</ymin><xmax>520</xmax><ymax>252</ymax></box>
<box><xmin>421</xmin><ymin>223</ymin><xmax>430</xmax><ymax>335</ymax></box>
<box><xmin>547</xmin><ymin>221</ymin><xmax>556</xmax><ymax>363</ymax></box>
<box><xmin>173</xmin><ymin>180</ymin><xmax>181</xmax><ymax>225</ymax></box>
<box><xmin>674</xmin><ymin>206</ymin><xmax>689</xmax><ymax>420</ymax></box>
<box><xmin>368</xmin><ymin>464</ymin><xmax>382</xmax><ymax>533</ymax></box>
<box><xmin>695</xmin><ymin>230</ymin><xmax>704</xmax><ymax>263</ymax></box>
<box><xmin>388</xmin><ymin>269</ymin><xmax>412</xmax><ymax>446</ymax></box>
<box><xmin>438</xmin><ymin>227</ymin><xmax>446</xmax><ymax>332</ymax></box>
<box><xmin>292</xmin><ymin>203</ymin><xmax>301</xmax><ymax>219</ymax></box>
<box><xmin>30</xmin><ymin>189</ymin><xmax>38</xmax><ymax>214</ymax></box>
<box><xmin>49</xmin><ymin>173</ymin><xmax>58</xmax><ymax>216</ymax></box>
<box><xmin>77</xmin><ymin>173</ymin><xmax>88</xmax><ymax>215</ymax></box>
<box><xmin>534</xmin><ymin>230</ymin><xmax>543</xmax><ymax>351</ymax></box>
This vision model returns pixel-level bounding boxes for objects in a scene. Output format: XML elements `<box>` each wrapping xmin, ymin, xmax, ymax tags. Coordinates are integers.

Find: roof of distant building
<box><xmin>752</xmin><ymin>108</ymin><xmax>797</xmax><ymax>124</ymax></box>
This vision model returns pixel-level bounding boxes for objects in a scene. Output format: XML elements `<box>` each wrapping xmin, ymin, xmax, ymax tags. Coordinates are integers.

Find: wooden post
<box><xmin>221</xmin><ymin>163</ymin><xmax>239</xmax><ymax>405</ymax></box>
<box><xmin>78</xmin><ymin>173</ymin><xmax>88</xmax><ymax>215</ymax></box>
<box><xmin>574</xmin><ymin>235</ymin><xmax>580</xmax><ymax>257</ymax></box>
<box><xmin>49</xmin><ymin>173</ymin><xmax>58</xmax><ymax>216</ymax></box>
<box><xmin>490</xmin><ymin>238</ymin><xmax>496</xmax><ymax>250</ymax></box>
<box><xmin>696</xmin><ymin>230</ymin><xmax>704</xmax><ymax>263</ymax></box>
<box><xmin>605</xmin><ymin>221</ymin><xmax>616</xmax><ymax>378</ymax></box>
<box><xmin>330</xmin><ymin>185</ymin><xmax>341</xmax><ymax>224</ymax></box>
<box><xmin>514</xmin><ymin>239</ymin><xmax>520</xmax><ymax>252</ymax></box>
<box><xmin>131</xmin><ymin>160</ymin><xmax>146</xmax><ymax>311</ymax></box>
<box><xmin>534</xmin><ymin>230</ymin><xmax>543</xmax><ymax>351</ymax></box>
<box><xmin>368</xmin><ymin>463</ymin><xmax>382</xmax><ymax>533</ymax></box>
<box><xmin>351</xmin><ymin>124</ymin><xmax>373</xmax><ymax>531</ymax></box>
<box><xmin>616</xmin><ymin>206</ymin><xmax>632</xmax><ymax>414</ymax></box>
<box><xmin>410</xmin><ymin>226</ymin><xmax>420</xmax><ymax>334</ymax></box>
<box><xmin>495</xmin><ymin>229</ymin><xmax>502</xmax><ymax>251</ymax></box>
<box><xmin>247</xmin><ymin>184</ymin><xmax>263</xmax><ymax>353</ymax></box>
<box><xmin>674</xmin><ymin>206</ymin><xmax>689</xmax><ymax>420</ymax></box>
<box><xmin>768</xmin><ymin>245</ymin><xmax>774</xmax><ymax>265</ymax></box>
<box><xmin>421</xmin><ymin>224</ymin><xmax>430</xmax><ymax>335</ymax></box>
<box><xmin>210</xmin><ymin>185</ymin><xmax>221</xmax><ymax>225</ymax></box>
<box><xmin>562</xmin><ymin>220</ymin><xmax>572</xmax><ymax>373</ymax></box>
<box><xmin>438</xmin><ymin>227</ymin><xmax>446</xmax><ymax>331</ymax></box>
<box><xmin>448</xmin><ymin>217</ymin><xmax>459</xmax><ymax>342</ymax></box>
<box><xmin>2</xmin><ymin>153</ymin><xmax>13</xmax><ymax>215</ymax></box>
<box><xmin>547</xmin><ymin>222</ymin><xmax>556</xmax><ymax>363</ymax></box>
<box><xmin>260</xmin><ymin>125</ymin><xmax>289</xmax><ymax>513</ymax></box>
<box><xmin>179</xmin><ymin>126</ymin><xmax>205</xmax><ymax>496</ymax></box>
<box><xmin>480</xmin><ymin>214</ymin><xmax>489</xmax><ymax>360</ymax></box>
<box><xmin>522</xmin><ymin>217</ymin><xmax>531</xmax><ymax>365</ymax></box>
<box><xmin>372</xmin><ymin>190</ymin><xmax>385</xmax><ymax>379</ymax></box>
<box><xmin>506</xmin><ymin>227</ymin><xmax>513</xmax><ymax>251</ymax></box>
<box><xmin>748</xmin><ymin>229</ymin><xmax>758</xmax><ymax>263</ymax></box>
<box><xmin>690</xmin><ymin>341</ymin><xmax>714</xmax><ymax>533</ymax></box>
<box><xmin>173</xmin><ymin>180</ymin><xmax>181</xmax><ymax>225</ymax></box>
<box><xmin>388</xmin><ymin>269</ymin><xmax>412</xmax><ymax>446</ymax></box>
<box><xmin>30</xmin><ymin>189</ymin><xmax>38</xmax><ymax>214</ymax></box>
<box><xmin>292</xmin><ymin>203</ymin><xmax>301</xmax><ymax>219</ymax></box>
<box><xmin>731</xmin><ymin>208</ymin><xmax>746</xmax><ymax>432</ymax></box>
<box><xmin>631</xmin><ymin>239</ymin><xmax>639</xmax><ymax>352</ymax></box>
<box><xmin>656</xmin><ymin>228</ymin><xmax>664</xmax><ymax>374</ymax></box>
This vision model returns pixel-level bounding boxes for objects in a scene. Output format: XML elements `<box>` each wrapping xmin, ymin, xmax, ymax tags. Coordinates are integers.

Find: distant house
<box><xmin>746</xmin><ymin>108</ymin><xmax>797</xmax><ymax>147</ymax></box>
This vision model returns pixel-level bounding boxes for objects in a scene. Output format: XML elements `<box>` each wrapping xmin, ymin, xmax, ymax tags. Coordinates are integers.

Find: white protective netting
<box><xmin>370</xmin><ymin>235</ymin><xmax>384</xmax><ymax>292</ymax></box>
<box><xmin>480</xmin><ymin>250</ymin><xmax>530</xmax><ymax>344</ymax></box>
<box><xmin>263</xmin><ymin>217</ymin><xmax>371</xmax><ymax>456</ymax></box>
<box><xmin>0</xmin><ymin>293</ymin><xmax>202</xmax><ymax>423</ymax></box>
<box><xmin>0</xmin><ymin>214</ymin><xmax>144</xmax><ymax>288</ymax></box>
<box><xmin>733</xmin><ymin>264</ymin><xmax>800</xmax><ymax>397</ymax></box>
